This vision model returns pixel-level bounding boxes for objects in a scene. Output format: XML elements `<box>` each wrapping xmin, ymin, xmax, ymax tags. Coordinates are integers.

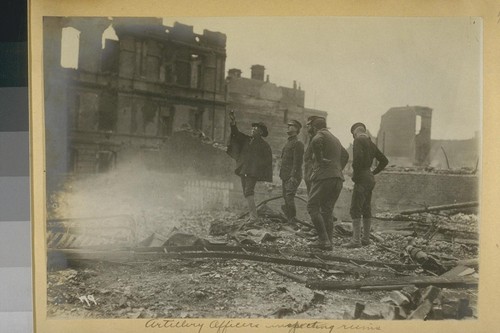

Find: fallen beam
<box><xmin>162</xmin><ymin>251</ymin><xmax>385</xmax><ymax>276</ymax></box>
<box><xmin>269</xmin><ymin>267</ymin><xmax>308</xmax><ymax>283</ymax></box>
<box><xmin>306</xmin><ymin>275</ymin><xmax>478</xmax><ymax>291</ymax></box>
<box><xmin>164</xmin><ymin>245</ymin><xmax>418</xmax><ymax>271</ymax></box>
<box><xmin>359</xmin><ymin>285</ymin><xmax>414</xmax><ymax>292</ymax></box>
<box><xmin>399</xmin><ymin>202</ymin><xmax>479</xmax><ymax>215</ymax></box>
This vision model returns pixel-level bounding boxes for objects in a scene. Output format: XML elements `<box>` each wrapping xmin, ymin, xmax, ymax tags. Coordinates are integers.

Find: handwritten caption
<box><xmin>145</xmin><ymin>319</ymin><xmax>382</xmax><ymax>333</ymax></box>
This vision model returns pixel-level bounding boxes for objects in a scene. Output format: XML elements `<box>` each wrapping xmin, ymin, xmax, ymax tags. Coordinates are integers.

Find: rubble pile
<box><xmin>344</xmin><ymin>286</ymin><xmax>476</xmax><ymax>320</ymax></box>
<box><xmin>46</xmin><ymin>199</ymin><xmax>479</xmax><ymax>320</ymax></box>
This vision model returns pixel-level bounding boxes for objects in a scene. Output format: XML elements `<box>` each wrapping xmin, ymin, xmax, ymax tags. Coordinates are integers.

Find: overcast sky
<box><xmin>162</xmin><ymin>16</ymin><xmax>482</xmax><ymax>146</ymax></box>
<box><xmin>63</xmin><ymin>16</ymin><xmax>481</xmax><ymax>146</ymax></box>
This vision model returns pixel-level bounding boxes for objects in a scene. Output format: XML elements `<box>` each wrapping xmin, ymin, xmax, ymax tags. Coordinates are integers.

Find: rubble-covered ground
<box><xmin>46</xmin><ymin>168</ymin><xmax>479</xmax><ymax>320</ymax></box>
<box><xmin>47</xmin><ymin>210</ymin><xmax>478</xmax><ymax>319</ymax></box>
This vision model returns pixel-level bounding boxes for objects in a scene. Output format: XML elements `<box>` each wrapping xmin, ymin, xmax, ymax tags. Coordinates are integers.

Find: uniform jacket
<box><xmin>279</xmin><ymin>136</ymin><xmax>304</xmax><ymax>181</ymax></box>
<box><xmin>310</xmin><ymin>128</ymin><xmax>349</xmax><ymax>181</ymax></box>
<box><xmin>226</xmin><ymin>124</ymin><xmax>273</xmax><ymax>182</ymax></box>
<box><xmin>352</xmin><ymin>134</ymin><xmax>388</xmax><ymax>183</ymax></box>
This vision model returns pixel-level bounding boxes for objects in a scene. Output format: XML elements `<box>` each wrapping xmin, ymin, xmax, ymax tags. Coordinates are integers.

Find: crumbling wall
<box><xmin>377</xmin><ymin>106</ymin><xmax>433</xmax><ymax>166</ymax></box>
<box><xmin>430</xmin><ymin>135</ymin><xmax>480</xmax><ymax>169</ymax></box>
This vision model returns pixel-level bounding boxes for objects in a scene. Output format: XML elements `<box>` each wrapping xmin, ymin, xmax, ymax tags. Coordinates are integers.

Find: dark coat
<box><xmin>227</xmin><ymin>124</ymin><xmax>273</xmax><ymax>182</ymax></box>
<box><xmin>352</xmin><ymin>134</ymin><xmax>388</xmax><ymax>183</ymax></box>
<box><xmin>279</xmin><ymin>136</ymin><xmax>304</xmax><ymax>181</ymax></box>
<box><xmin>310</xmin><ymin>128</ymin><xmax>349</xmax><ymax>181</ymax></box>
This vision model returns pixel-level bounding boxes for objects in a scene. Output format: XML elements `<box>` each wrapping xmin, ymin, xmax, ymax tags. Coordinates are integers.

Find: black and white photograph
<box><xmin>37</xmin><ymin>9</ymin><xmax>485</xmax><ymax>329</ymax></box>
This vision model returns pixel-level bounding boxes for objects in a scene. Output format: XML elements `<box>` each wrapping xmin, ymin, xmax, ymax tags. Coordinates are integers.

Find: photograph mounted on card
<box><xmin>29</xmin><ymin>1</ymin><xmax>498</xmax><ymax>333</ymax></box>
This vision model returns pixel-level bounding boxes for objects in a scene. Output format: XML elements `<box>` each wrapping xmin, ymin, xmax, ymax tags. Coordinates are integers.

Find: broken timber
<box><xmin>399</xmin><ymin>202</ymin><xmax>478</xmax><ymax>215</ymax></box>
<box><xmin>306</xmin><ymin>275</ymin><xmax>478</xmax><ymax>291</ymax></box>
<box><xmin>164</xmin><ymin>245</ymin><xmax>418</xmax><ymax>271</ymax></box>
<box><xmin>162</xmin><ymin>250</ymin><xmax>387</xmax><ymax>276</ymax></box>
<box><xmin>269</xmin><ymin>267</ymin><xmax>308</xmax><ymax>283</ymax></box>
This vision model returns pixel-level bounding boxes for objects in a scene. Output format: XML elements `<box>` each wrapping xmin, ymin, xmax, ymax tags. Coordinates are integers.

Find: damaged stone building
<box><xmin>43</xmin><ymin>17</ymin><xmax>327</xmax><ymax>176</ymax></box>
<box><xmin>376</xmin><ymin>106</ymin><xmax>479</xmax><ymax>169</ymax></box>
<box><xmin>376</xmin><ymin>106</ymin><xmax>433</xmax><ymax>167</ymax></box>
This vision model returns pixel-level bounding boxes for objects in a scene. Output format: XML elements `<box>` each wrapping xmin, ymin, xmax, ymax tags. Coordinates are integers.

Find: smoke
<box><xmin>49</xmin><ymin>155</ymin><xmax>189</xmax><ymax>241</ymax></box>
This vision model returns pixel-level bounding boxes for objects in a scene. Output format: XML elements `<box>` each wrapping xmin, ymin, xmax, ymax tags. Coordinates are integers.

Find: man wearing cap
<box><xmin>307</xmin><ymin>117</ymin><xmax>349</xmax><ymax>250</ymax></box>
<box><xmin>227</xmin><ymin>110</ymin><xmax>273</xmax><ymax>221</ymax></box>
<box><xmin>343</xmin><ymin>122</ymin><xmax>388</xmax><ymax>248</ymax></box>
<box><xmin>279</xmin><ymin>119</ymin><xmax>304</xmax><ymax>223</ymax></box>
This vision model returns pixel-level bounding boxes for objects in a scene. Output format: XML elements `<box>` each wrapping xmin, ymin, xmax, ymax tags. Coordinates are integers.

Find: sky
<box><xmin>63</xmin><ymin>16</ymin><xmax>482</xmax><ymax>146</ymax></box>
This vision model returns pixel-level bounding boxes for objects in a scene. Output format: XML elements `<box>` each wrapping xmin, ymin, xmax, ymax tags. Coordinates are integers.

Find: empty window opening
<box><xmin>102</xmin><ymin>24</ymin><xmax>118</xmax><ymax>49</ymax></box>
<box><xmin>61</xmin><ymin>27</ymin><xmax>80</xmax><ymax>69</ymax></box>
<box><xmin>416</xmin><ymin>115</ymin><xmax>422</xmax><ymax>135</ymax></box>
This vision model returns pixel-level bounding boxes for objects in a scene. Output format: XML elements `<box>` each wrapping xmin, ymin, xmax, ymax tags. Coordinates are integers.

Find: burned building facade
<box><xmin>44</xmin><ymin>17</ymin><xmax>228</xmax><ymax>174</ymax></box>
<box><xmin>44</xmin><ymin>17</ymin><xmax>328</xmax><ymax>177</ymax></box>
<box><xmin>376</xmin><ymin>106</ymin><xmax>433</xmax><ymax>166</ymax></box>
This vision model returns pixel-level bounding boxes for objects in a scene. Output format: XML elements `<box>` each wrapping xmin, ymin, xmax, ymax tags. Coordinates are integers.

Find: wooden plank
<box><xmin>164</xmin><ymin>245</ymin><xmax>418</xmax><ymax>270</ymax></box>
<box><xmin>306</xmin><ymin>275</ymin><xmax>478</xmax><ymax>290</ymax></box>
<box><xmin>269</xmin><ymin>267</ymin><xmax>307</xmax><ymax>283</ymax></box>
<box><xmin>162</xmin><ymin>251</ymin><xmax>384</xmax><ymax>276</ymax></box>
<box><xmin>399</xmin><ymin>202</ymin><xmax>479</xmax><ymax>215</ymax></box>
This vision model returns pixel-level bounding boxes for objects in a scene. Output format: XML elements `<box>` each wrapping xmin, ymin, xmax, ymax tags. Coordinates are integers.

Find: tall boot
<box><xmin>246</xmin><ymin>195</ymin><xmax>259</xmax><ymax>221</ymax></box>
<box><xmin>322</xmin><ymin>213</ymin><xmax>333</xmax><ymax>244</ymax></box>
<box><xmin>343</xmin><ymin>218</ymin><xmax>361</xmax><ymax>248</ymax></box>
<box><xmin>361</xmin><ymin>218</ymin><xmax>372</xmax><ymax>246</ymax></box>
<box><xmin>309</xmin><ymin>214</ymin><xmax>332</xmax><ymax>250</ymax></box>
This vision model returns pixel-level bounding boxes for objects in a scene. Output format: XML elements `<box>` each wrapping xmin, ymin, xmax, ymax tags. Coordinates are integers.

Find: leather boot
<box><xmin>361</xmin><ymin>218</ymin><xmax>372</xmax><ymax>246</ymax></box>
<box><xmin>343</xmin><ymin>218</ymin><xmax>361</xmax><ymax>248</ymax></box>
<box><xmin>322</xmin><ymin>213</ymin><xmax>334</xmax><ymax>244</ymax></box>
<box><xmin>309</xmin><ymin>214</ymin><xmax>332</xmax><ymax>250</ymax></box>
<box><xmin>246</xmin><ymin>195</ymin><xmax>259</xmax><ymax>221</ymax></box>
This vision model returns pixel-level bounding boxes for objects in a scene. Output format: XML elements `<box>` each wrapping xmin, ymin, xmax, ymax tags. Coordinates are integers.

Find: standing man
<box><xmin>227</xmin><ymin>110</ymin><xmax>273</xmax><ymax>221</ymax></box>
<box><xmin>307</xmin><ymin>117</ymin><xmax>349</xmax><ymax>250</ymax></box>
<box><xmin>279</xmin><ymin>120</ymin><xmax>304</xmax><ymax>224</ymax></box>
<box><xmin>344</xmin><ymin>122</ymin><xmax>388</xmax><ymax>248</ymax></box>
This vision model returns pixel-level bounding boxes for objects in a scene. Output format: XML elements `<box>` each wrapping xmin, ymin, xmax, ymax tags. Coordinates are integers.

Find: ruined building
<box><xmin>376</xmin><ymin>106</ymin><xmax>479</xmax><ymax>169</ymax></box>
<box><xmin>376</xmin><ymin>106</ymin><xmax>433</xmax><ymax>166</ymax></box>
<box><xmin>226</xmin><ymin>66</ymin><xmax>326</xmax><ymax>153</ymax></box>
<box><xmin>43</xmin><ymin>17</ymin><xmax>327</xmax><ymax>177</ymax></box>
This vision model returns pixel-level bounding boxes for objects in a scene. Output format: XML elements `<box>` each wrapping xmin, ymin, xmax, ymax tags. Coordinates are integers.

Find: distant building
<box><xmin>226</xmin><ymin>66</ymin><xmax>327</xmax><ymax>154</ymax></box>
<box><xmin>376</xmin><ymin>106</ymin><xmax>433</xmax><ymax>166</ymax></box>
<box><xmin>375</xmin><ymin>105</ymin><xmax>478</xmax><ymax>169</ymax></box>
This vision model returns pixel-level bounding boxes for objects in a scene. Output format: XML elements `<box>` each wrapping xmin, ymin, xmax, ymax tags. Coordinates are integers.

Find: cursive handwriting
<box><xmin>145</xmin><ymin>319</ymin><xmax>204</xmax><ymax>333</ymax></box>
<box><xmin>145</xmin><ymin>319</ymin><xmax>382</xmax><ymax>332</ymax></box>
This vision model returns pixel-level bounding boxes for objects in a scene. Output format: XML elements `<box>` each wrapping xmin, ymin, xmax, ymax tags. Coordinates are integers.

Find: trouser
<box><xmin>349</xmin><ymin>180</ymin><xmax>376</xmax><ymax>244</ymax></box>
<box><xmin>282</xmin><ymin>178</ymin><xmax>301</xmax><ymax>219</ymax></box>
<box><xmin>240</xmin><ymin>175</ymin><xmax>258</xmax><ymax>198</ymax></box>
<box><xmin>349</xmin><ymin>181</ymin><xmax>375</xmax><ymax>219</ymax></box>
<box><xmin>307</xmin><ymin>177</ymin><xmax>343</xmax><ymax>243</ymax></box>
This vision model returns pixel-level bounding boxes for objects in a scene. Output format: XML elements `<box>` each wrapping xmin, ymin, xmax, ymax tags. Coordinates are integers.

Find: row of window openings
<box><xmin>62</xmin><ymin>28</ymin><xmax>222</xmax><ymax>90</ymax></box>
<box><xmin>73</xmin><ymin>102</ymin><xmax>205</xmax><ymax>135</ymax></box>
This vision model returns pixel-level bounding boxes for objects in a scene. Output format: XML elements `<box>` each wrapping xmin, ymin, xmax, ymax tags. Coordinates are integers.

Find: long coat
<box><xmin>227</xmin><ymin>124</ymin><xmax>273</xmax><ymax>182</ymax></box>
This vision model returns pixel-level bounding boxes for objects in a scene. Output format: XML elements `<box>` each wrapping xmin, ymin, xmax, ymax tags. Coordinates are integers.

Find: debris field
<box><xmin>47</xmin><ymin>197</ymin><xmax>479</xmax><ymax>320</ymax></box>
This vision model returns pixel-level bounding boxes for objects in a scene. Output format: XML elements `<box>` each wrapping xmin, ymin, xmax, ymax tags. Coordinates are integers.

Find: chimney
<box><xmin>293</xmin><ymin>80</ymin><xmax>297</xmax><ymax>89</ymax></box>
<box><xmin>227</xmin><ymin>68</ymin><xmax>242</xmax><ymax>78</ymax></box>
<box><xmin>251</xmin><ymin>64</ymin><xmax>265</xmax><ymax>81</ymax></box>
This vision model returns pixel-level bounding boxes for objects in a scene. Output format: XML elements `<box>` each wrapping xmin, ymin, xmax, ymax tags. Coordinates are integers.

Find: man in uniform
<box><xmin>307</xmin><ymin>117</ymin><xmax>349</xmax><ymax>250</ymax></box>
<box><xmin>343</xmin><ymin>122</ymin><xmax>388</xmax><ymax>248</ymax></box>
<box><xmin>227</xmin><ymin>110</ymin><xmax>273</xmax><ymax>221</ymax></box>
<box><xmin>279</xmin><ymin>120</ymin><xmax>304</xmax><ymax>224</ymax></box>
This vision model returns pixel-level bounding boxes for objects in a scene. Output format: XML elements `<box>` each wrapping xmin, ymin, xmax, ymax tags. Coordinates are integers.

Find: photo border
<box><xmin>29</xmin><ymin>1</ymin><xmax>499</xmax><ymax>332</ymax></box>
